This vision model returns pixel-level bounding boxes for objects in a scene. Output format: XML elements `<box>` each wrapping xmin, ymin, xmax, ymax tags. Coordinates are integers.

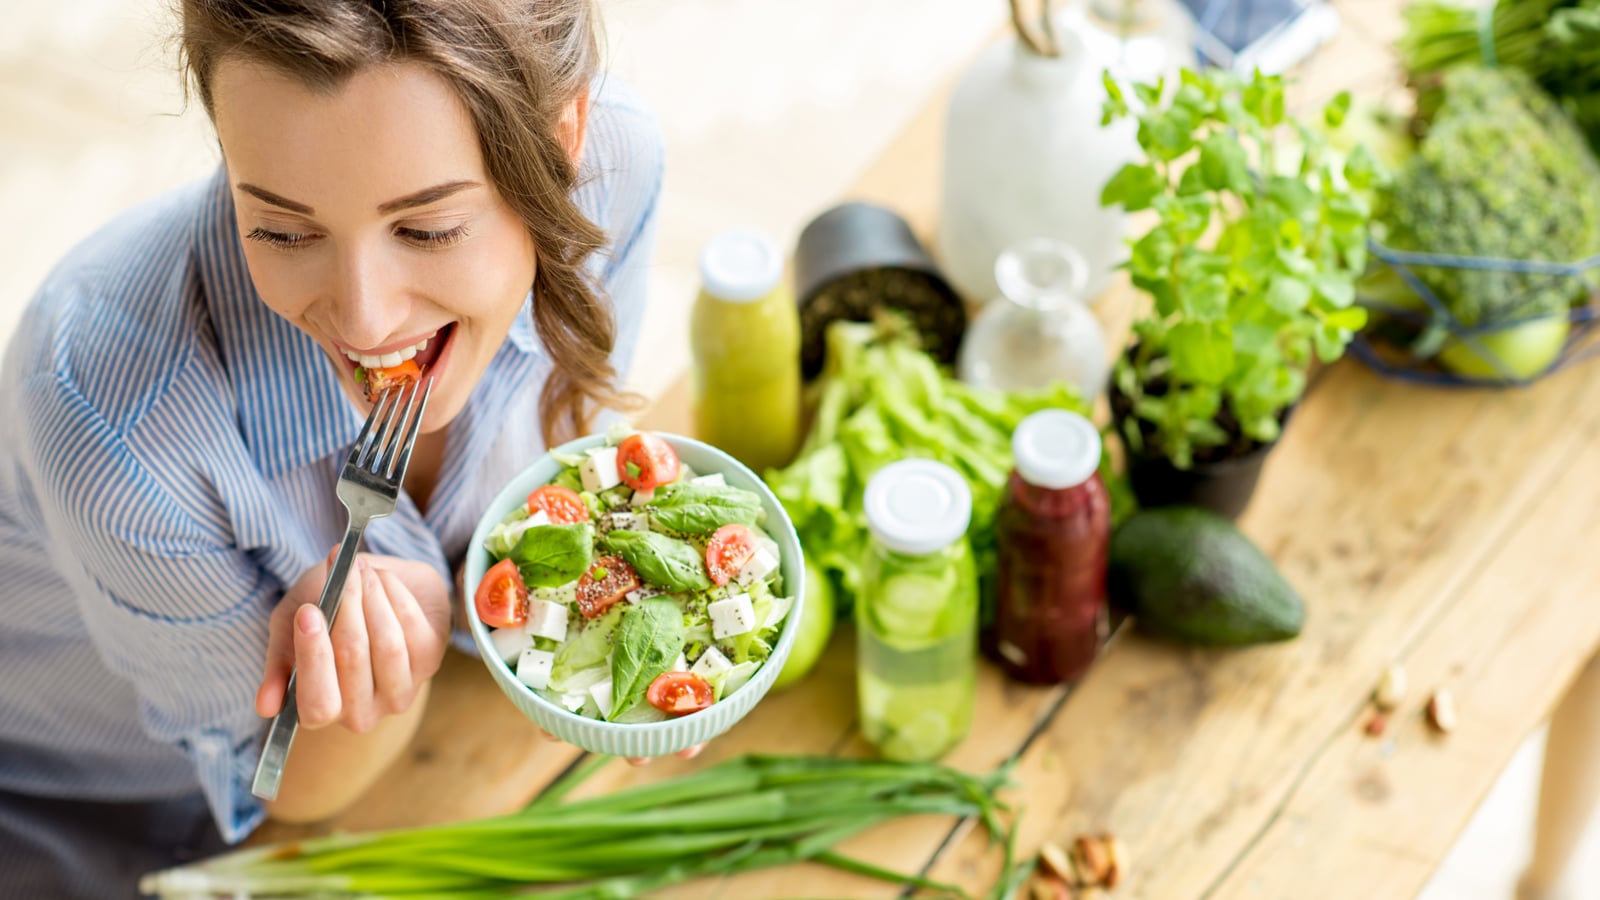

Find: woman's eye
<box><xmin>245</xmin><ymin>227</ymin><xmax>318</xmax><ymax>251</ymax></box>
<box><xmin>396</xmin><ymin>225</ymin><xmax>470</xmax><ymax>248</ymax></box>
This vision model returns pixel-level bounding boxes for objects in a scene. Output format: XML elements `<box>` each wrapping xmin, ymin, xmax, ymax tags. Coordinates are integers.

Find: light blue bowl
<box><xmin>463</xmin><ymin>432</ymin><xmax>805</xmax><ymax>758</ymax></box>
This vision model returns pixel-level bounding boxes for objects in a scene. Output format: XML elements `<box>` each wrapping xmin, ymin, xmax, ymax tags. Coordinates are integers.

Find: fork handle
<box><xmin>251</xmin><ymin>519</ymin><xmax>369</xmax><ymax>801</ymax></box>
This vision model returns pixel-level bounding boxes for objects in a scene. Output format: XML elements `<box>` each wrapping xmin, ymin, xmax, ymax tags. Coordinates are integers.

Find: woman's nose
<box><xmin>328</xmin><ymin>241</ymin><xmax>407</xmax><ymax>348</ymax></box>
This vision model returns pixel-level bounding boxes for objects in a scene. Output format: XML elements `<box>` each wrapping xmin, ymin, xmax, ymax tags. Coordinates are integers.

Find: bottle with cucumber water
<box><xmin>857</xmin><ymin>459</ymin><xmax>978</xmax><ymax>762</ymax></box>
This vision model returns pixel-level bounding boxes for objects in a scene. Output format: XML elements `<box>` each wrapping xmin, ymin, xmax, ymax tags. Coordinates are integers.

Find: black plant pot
<box><xmin>1109</xmin><ymin>382</ymin><xmax>1287</xmax><ymax>521</ymax></box>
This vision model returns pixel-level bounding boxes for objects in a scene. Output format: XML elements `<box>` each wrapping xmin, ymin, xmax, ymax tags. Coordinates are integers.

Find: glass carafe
<box><xmin>957</xmin><ymin>238</ymin><xmax>1109</xmax><ymax>401</ymax></box>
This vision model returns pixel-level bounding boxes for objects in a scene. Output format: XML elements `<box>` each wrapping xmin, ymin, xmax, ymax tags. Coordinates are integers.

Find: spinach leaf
<box><xmin>601</xmin><ymin>529</ymin><xmax>711</xmax><ymax>593</ymax></box>
<box><xmin>609</xmin><ymin>598</ymin><xmax>685</xmax><ymax>721</ymax></box>
<box><xmin>645</xmin><ymin>483</ymin><xmax>762</xmax><ymax>534</ymax></box>
<box><xmin>510</xmin><ymin>523</ymin><xmax>594</xmax><ymax>588</ymax></box>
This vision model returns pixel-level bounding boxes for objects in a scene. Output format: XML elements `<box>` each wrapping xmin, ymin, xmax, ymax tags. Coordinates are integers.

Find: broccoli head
<box><xmin>1383</xmin><ymin>67</ymin><xmax>1600</xmax><ymax>326</ymax></box>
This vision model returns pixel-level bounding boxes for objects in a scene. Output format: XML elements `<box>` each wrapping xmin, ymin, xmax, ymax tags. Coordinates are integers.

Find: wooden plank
<box><xmin>924</xmin><ymin>358</ymin><xmax>1600</xmax><ymax>895</ymax></box>
<box><xmin>1209</xmin><ymin>420</ymin><xmax>1600</xmax><ymax>899</ymax></box>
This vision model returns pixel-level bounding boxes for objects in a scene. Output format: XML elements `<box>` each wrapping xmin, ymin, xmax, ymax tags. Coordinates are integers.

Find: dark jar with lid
<box><xmin>983</xmin><ymin>409</ymin><xmax>1110</xmax><ymax>684</ymax></box>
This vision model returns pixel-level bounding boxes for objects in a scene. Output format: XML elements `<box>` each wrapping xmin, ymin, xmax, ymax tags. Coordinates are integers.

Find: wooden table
<box><xmin>253</xmin><ymin>3</ymin><xmax>1600</xmax><ymax>896</ymax></box>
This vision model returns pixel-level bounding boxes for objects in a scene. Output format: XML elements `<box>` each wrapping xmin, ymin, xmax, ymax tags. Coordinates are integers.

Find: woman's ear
<box><xmin>559</xmin><ymin>91</ymin><xmax>591</xmax><ymax>166</ymax></box>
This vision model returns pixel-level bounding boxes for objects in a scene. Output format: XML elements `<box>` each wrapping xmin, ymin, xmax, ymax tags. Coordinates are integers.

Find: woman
<box><xmin>0</xmin><ymin>0</ymin><xmax>663</xmax><ymax>895</ymax></box>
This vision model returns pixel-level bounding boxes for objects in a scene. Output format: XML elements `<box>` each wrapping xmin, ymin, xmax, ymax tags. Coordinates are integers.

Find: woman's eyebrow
<box><xmin>237</xmin><ymin>183</ymin><xmax>313</xmax><ymax>214</ymax></box>
<box><xmin>376</xmin><ymin>180</ymin><xmax>481</xmax><ymax>214</ymax></box>
<box><xmin>234</xmin><ymin>180</ymin><xmax>482</xmax><ymax>216</ymax></box>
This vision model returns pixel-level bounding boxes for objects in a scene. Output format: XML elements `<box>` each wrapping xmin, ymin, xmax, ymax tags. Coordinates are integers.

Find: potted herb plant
<box><xmin>1099</xmin><ymin>68</ymin><xmax>1380</xmax><ymax>518</ymax></box>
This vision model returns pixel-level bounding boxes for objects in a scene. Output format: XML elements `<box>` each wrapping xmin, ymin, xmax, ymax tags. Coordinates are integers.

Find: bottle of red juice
<box><xmin>984</xmin><ymin>409</ymin><xmax>1110</xmax><ymax>684</ymax></box>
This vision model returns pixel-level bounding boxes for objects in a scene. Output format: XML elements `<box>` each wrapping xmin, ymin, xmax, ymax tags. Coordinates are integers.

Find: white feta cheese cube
<box><xmin>737</xmin><ymin>546</ymin><xmax>780</xmax><ymax>585</ymax></box>
<box><xmin>490</xmin><ymin>626</ymin><xmax>529</xmax><ymax>664</ymax></box>
<box><xmin>527</xmin><ymin>509</ymin><xmax>551</xmax><ymax>527</ymax></box>
<box><xmin>607</xmin><ymin>511</ymin><xmax>648</xmax><ymax>532</ymax></box>
<box><xmin>559</xmin><ymin>692</ymin><xmax>588</xmax><ymax>712</ymax></box>
<box><xmin>624</xmin><ymin>589</ymin><xmax>643</xmax><ymax>605</ymax></box>
<box><xmin>516</xmin><ymin>647</ymin><xmax>555</xmax><ymax>690</ymax></box>
<box><xmin>671</xmin><ymin>653</ymin><xmax>689</xmax><ymax>673</ymax></box>
<box><xmin>690</xmin><ymin>645</ymin><xmax>734</xmax><ymax>680</ymax></box>
<box><xmin>709</xmin><ymin>592</ymin><xmax>757</xmax><ymax>640</ymax></box>
<box><xmin>691</xmin><ymin>473</ymin><xmax>727</xmax><ymax>488</ymax></box>
<box><xmin>629</xmin><ymin>487</ymin><xmax>655</xmax><ymax>507</ymax></box>
<box><xmin>589</xmin><ymin>677</ymin><xmax>615</xmax><ymax>719</ymax></box>
<box><xmin>579</xmin><ymin>447</ymin><xmax>621</xmax><ymax>493</ymax></box>
<box><xmin>524</xmin><ymin>599</ymin><xmax>569</xmax><ymax>642</ymax></box>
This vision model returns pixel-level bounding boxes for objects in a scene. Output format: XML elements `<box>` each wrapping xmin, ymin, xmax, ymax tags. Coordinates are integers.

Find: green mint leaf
<box><xmin>1265</xmin><ymin>275</ymin><xmax>1313</xmax><ymax>315</ymax></box>
<box><xmin>509</xmin><ymin>523</ymin><xmax>594</xmax><ymax>588</ymax></box>
<box><xmin>1168</xmin><ymin>321</ymin><xmax>1235</xmax><ymax>385</ymax></box>
<box><xmin>1342</xmin><ymin>142</ymin><xmax>1380</xmax><ymax>191</ymax></box>
<box><xmin>1199</xmin><ymin>134</ymin><xmax>1251</xmax><ymax>194</ymax></box>
<box><xmin>1323</xmin><ymin>91</ymin><xmax>1351</xmax><ymax>129</ymax></box>
<box><xmin>1181</xmin><ymin>273</ymin><xmax>1230</xmax><ymax>321</ymax></box>
<box><xmin>1100</xmin><ymin>162</ymin><xmax>1163</xmax><ymax>212</ymax></box>
<box><xmin>610</xmin><ymin>598</ymin><xmax>685</xmax><ymax>721</ymax></box>
<box><xmin>601</xmin><ymin>529</ymin><xmax>712</xmax><ymax>593</ymax></box>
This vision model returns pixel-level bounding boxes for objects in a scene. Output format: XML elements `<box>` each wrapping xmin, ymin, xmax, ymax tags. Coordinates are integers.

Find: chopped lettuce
<box><xmin>549</xmin><ymin>607</ymin><xmax>622</xmax><ymax>693</ymax></box>
<box><xmin>484</xmin><ymin>507</ymin><xmax>533</xmax><ymax>560</ymax></box>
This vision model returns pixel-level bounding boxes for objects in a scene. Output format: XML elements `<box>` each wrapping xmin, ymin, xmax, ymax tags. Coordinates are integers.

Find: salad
<box><xmin>475</xmin><ymin>427</ymin><xmax>793</xmax><ymax>723</ymax></box>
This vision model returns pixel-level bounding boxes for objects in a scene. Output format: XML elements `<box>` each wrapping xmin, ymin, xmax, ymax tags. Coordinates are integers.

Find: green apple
<box><xmin>1439</xmin><ymin>317</ymin><xmax>1570</xmax><ymax>381</ymax></box>
<box><xmin>774</xmin><ymin>559</ymin><xmax>835</xmax><ymax>690</ymax></box>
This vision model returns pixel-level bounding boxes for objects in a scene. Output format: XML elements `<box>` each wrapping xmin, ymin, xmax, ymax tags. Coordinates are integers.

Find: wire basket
<box><xmin>1350</xmin><ymin>238</ymin><xmax>1600</xmax><ymax>387</ymax></box>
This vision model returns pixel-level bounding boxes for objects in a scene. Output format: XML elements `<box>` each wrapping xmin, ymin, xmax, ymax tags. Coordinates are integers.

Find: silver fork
<box><xmin>251</xmin><ymin>378</ymin><xmax>433</xmax><ymax>802</ymax></box>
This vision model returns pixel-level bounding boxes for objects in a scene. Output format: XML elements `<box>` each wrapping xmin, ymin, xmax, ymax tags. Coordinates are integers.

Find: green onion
<box><xmin>141</xmin><ymin>754</ymin><xmax>1016</xmax><ymax>898</ymax></box>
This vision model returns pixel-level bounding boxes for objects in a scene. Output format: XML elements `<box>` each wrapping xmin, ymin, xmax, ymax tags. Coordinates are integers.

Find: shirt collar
<box><xmin>194</xmin><ymin>166</ymin><xmax>363</xmax><ymax>477</ymax></box>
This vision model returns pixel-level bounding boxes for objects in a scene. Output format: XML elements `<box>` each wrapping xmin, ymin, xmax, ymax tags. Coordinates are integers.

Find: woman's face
<box><xmin>212</xmin><ymin>59</ymin><xmax>538</xmax><ymax>433</ymax></box>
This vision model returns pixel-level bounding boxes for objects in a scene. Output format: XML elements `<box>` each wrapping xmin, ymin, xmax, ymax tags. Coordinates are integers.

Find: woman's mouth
<box><xmin>338</xmin><ymin>323</ymin><xmax>456</xmax><ymax>401</ymax></box>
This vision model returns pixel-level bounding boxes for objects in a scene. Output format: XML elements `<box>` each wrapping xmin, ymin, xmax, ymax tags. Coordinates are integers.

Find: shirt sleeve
<box><xmin>578</xmin><ymin>75</ymin><xmax>665</xmax><ymax>392</ymax></box>
<box><xmin>20</xmin><ymin>371</ymin><xmax>271</xmax><ymax>843</ymax></box>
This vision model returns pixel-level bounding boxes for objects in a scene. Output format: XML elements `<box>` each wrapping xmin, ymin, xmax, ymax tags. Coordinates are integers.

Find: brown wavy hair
<box><xmin>178</xmin><ymin>0</ymin><xmax>642</xmax><ymax>445</ymax></box>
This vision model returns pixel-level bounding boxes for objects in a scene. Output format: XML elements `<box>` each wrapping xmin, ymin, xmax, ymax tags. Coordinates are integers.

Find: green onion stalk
<box><xmin>1399</xmin><ymin>0</ymin><xmax>1600</xmax><ymax>147</ymax></box>
<box><xmin>140</xmin><ymin>755</ymin><xmax>1017</xmax><ymax>899</ymax></box>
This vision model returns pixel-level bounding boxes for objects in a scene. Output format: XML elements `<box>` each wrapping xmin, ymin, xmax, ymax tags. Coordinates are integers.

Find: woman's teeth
<box><xmin>343</xmin><ymin>334</ymin><xmax>431</xmax><ymax>369</ymax></box>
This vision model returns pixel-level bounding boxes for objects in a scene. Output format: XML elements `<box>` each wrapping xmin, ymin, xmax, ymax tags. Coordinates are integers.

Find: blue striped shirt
<box><xmin>0</xmin><ymin>78</ymin><xmax>662</xmax><ymax>844</ymax></box>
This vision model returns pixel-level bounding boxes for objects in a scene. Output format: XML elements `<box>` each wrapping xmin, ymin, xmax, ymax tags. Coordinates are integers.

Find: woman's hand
<box><xmin>257</xmin><ymin>550</ymin><xmax>452</xmax><ymax>733</ymax></box>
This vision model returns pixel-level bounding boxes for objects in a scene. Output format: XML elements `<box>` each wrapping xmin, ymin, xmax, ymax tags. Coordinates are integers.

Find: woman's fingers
<box><xmin>290</xmin><ymin>603</ymin><xmax>342</xmax><ymax>728</ymax></box>
<box><xmin>367</xmin><ymin>566</ymin><xmax>415</xmax><ymax>714</ymax></box>
<box><xmin>391</xmin><ymin>569</ymin><xmax>447</xmax><ymax>683</ymax></box>
<box><xmin>330</xmin><ymin>559</ymin><xmax>377</xmax><ymax>732</ymax></box>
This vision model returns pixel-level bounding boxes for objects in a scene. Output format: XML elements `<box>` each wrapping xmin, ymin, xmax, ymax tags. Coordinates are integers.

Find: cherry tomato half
<box><xmin>527</xmin><ymin>484</ymin><xmax>589</xmax><ymax>524</ymax></box>
<box><xmin>475</xmin><ymin>558</ymin><xmax>528</xmax><ymax>628</ymax></box>
<box><xmin>616</xmin><ymin>432</ymin><xmax>680</xmax><ymax>492</ymax></box>
<box><xmin>705</xmin><ymin>523</ymin><xmax>759</xmax><ymax>587</ymax></box>
<box><xmin>646</xmin><ymin>671</ymin><xmax>715</xmax><ymax>716</ymax></box>
<box><xmin>361</xmin><ymin>359</ymin><xmax>421</xmax><ymax>404</ymax></box>
<box><xmin>575</xmin><ymin>555</ymin><xmax>641</xmax><ymax>619</ymax></box>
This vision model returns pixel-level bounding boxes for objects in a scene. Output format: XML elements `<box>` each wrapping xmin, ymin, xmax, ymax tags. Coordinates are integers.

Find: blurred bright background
<box><xmin>2</xmin><ymin>2</ymin><xmax>1597</xmax><ymax>896</ymax></box>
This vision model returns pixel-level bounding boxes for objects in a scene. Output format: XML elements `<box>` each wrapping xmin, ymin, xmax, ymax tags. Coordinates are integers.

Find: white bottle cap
<box><xmin>1012</xmin><ymin>409</ymin><xmax>1101</xmax><ymax>490</ymax></box>
<box><xmin>699</xmin><ymin>228</ymin><xmax>783</xmax><ymax>303</ymax></box>
<box><xmin>863</xmin><ymin>459</ymin><xmax>972</xmax><ymax>556</ymax></box>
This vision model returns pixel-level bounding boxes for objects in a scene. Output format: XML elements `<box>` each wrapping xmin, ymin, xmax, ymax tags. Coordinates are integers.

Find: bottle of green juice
<box><xmin>857</xmin><ymin>459</ymin><xmax>978</xmax><ymax>762</ymax></box>
<box><xmin>689</xmin><ymin>229</ymin><xmax>801</xmax><ymax>474</ymax></box>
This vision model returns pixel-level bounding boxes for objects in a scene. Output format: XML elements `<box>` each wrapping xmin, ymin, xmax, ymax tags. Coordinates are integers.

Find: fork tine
<box><xmin>372</xmin><ymin>379</ymin><xmax>423</xmax><ymax>478</ymax></box>
<box><xmin>359</xmin><ymin>385</ymin><xmax>409</xmax><ymax>471</ymax></box>
<box><xmin>347</xmin><ymin>388</ymin><xmax>396</xmax><ymax>466</ymax></box>
<box><xmin>384</xmin><ymin>379</ymin><xmax>432</xmax><ymax>482</ymax></box>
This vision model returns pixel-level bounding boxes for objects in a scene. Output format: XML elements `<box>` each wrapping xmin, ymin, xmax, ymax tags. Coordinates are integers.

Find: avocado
<box><xmin>1109</xmin><ymin>506</ymin><xmax>1303</xmax><ymax>646</ymax></box>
